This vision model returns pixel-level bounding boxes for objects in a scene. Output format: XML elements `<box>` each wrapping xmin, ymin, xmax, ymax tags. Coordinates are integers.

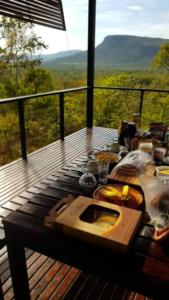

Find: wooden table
<box><xmin>3</xmin><ymin>152</ymin><xmax>169</xmax><ymax>300</ymax></box>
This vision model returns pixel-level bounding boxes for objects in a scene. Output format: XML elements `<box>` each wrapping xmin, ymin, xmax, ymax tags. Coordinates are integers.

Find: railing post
<box><xmin>86</xmin><ymin>0</ymin><xmax>96</xmax><ymax>128</ymax></box>
<box><xmin>59</xmin><ymin>93</ymin><xmax>64</xmax><ymax>140</ymax></box>
<box><xmin>139</xmin><ymin>90</ymin><xmax>144</xmax><ymax>125</ymax></box>
<box><xmin>17</xmin><ymin>100</ymin><xmax>27</xmax><ymax>160</ymax></box>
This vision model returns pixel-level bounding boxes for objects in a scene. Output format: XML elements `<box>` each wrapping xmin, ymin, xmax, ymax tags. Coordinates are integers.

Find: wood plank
<box><xmin>1</xmin><ymin>128</ymin><xmax>116</xmax><ymax>204</ymax></box>
<box><xmin>30</xmin><ymin>261</ymin><xmax>63</xmax><ymax>300</ymax></box>
<box><xmin>38</xmin><ymin>264</ymin><xmax>70</xmax><ymax>300</ymax></box>
<box><xmin>1</xmin><ymin>127</ymin><xmax>113</xmax><ymax>181</ymax></box>
<box><xmin>18</xmin><ymin>203</ymin><xmax>49</xmax><ymax>219</ymax></box>
<box><xmin>28</xmin><ymin>194</ymin><xmax>58</xmax><ymax>209</ymax></box>
<box><xmin>2</xmin><ymin>202</ymin><xmax>20</xmax><ymax>211</ymax></box>
<box><xmin>52</xmin><ymin>267</ymin><xmax>79</xmax><ymax>300</ymax></box>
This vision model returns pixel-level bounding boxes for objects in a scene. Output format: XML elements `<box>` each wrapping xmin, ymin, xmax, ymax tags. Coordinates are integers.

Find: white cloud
<box><xmin>127</xmin><ymin>6</ymin><xmax>143</xmax><ymax>11</ymax></box>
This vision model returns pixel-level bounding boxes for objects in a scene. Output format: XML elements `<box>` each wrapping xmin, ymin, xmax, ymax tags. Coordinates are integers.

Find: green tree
<box><xmin>0</xmin><ymin>16</ymin><xmax>48</xmax><ymax>95</ymax></box>
<box><xmin>152</xmin><ymin>43</ymin><xmax>169</xmax><ymax>71</ymax></box>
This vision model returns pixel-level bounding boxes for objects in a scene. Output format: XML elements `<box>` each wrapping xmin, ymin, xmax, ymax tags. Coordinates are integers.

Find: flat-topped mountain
<box><xmin>42</xmin><ymin>35</ymin><xmax>169</xmax><ymax>70</ymax></box>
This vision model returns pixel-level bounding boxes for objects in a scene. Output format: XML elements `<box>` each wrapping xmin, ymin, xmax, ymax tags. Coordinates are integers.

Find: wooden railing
<box><xmin>1</xmin><ymin>85</ymin><xmax>169</xmax><ymax>160</ymax></box>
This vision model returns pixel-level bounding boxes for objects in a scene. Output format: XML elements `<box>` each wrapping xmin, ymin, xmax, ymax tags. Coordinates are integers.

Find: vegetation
<box><xmin>1</xmin><ymin>18</ymin><xmax>169</xmax><ymax>165</ymax></box>
<box><xmin>152</xmin><ymin>43</ymin><xmax>169</xmax><ymax>72</ymax></box>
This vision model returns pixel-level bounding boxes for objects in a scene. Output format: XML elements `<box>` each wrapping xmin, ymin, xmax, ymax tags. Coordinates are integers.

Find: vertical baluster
<box><xmin>59</xmin><ymin>93</ymin><xmax>64</xmax><ymax>140</ymax></box>
<box><xmin>139</xmin><ymin>90</ymin><xmax>144</xmax><ymax>126</ymax></box>
<box><xmin>18</xmin><ymin>100</ymin><xmax>27</xmax><ymax>160</ymax></box>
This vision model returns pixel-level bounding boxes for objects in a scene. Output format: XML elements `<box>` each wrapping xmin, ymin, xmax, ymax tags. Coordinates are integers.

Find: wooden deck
<box><xmin>0</xmin><ymin>127</ymin><xmax>153</xmax><ymax>300</ymax></box>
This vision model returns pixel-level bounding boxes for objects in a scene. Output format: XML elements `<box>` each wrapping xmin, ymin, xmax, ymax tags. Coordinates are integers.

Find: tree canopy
<box><xmin>0</xmin><ymin>17</ymin><xmax>48</xmax><ymax>96</ymax></box>
<box><xmin>152</xmin><ymin>43</ymin><xmax>169</xmax><ymax>72</ymax></box>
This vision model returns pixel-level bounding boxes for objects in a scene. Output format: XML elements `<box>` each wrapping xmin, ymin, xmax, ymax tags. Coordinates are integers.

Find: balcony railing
<box><xmin>0</xmin><ymin>86</ymin><xmax>87</xmax><ymax>160</ymax></box>
<box><xmin>1</xmin><ymin>85</ymin><xmax>169</xmax><ymax>161</ymax></box>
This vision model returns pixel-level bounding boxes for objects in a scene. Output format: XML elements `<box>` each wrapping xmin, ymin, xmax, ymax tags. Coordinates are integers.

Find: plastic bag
<box><xmin>113</xmin><ymin>150</ymin><xmax>153</xmax><ymax>177</ymax></box>
<box><xmin>139</xmin><ymin>175</ymin><xmax>169</xmax><ymax>241</ymax></box>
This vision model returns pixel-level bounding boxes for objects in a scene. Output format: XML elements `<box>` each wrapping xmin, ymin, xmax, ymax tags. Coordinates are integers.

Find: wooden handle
<box><xmin>44</xmin><ymin>195</ymin><xmax>75</xmax><ymax>229</ymax></box>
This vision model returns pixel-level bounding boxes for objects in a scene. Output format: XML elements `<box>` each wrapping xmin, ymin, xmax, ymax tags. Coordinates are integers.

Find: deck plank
<box><xmin>0</xmin><ymin>127</ymin><xmax>116</xmax><ymax>204</ymax></box>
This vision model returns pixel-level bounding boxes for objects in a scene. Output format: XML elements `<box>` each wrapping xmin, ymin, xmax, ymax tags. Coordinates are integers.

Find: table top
<box><xmin>3</xmin><ymin>154</ymin><xmax>169</xmax><ymax>299</ymax></box>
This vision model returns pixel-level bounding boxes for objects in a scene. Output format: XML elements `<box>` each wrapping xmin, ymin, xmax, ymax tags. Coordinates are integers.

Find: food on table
<box><xmin>94</xmin><ymin>214</ymin><xmax>118</xmax><ymax>232</ymax></box>
<box><xmin>112</xmin><ymin>150</ymin><xmax>151</xmax><ymax>177</ymax></box>
<box><xmin>93</xmin><ymin>184</ymin><xmax>143</xmax><ymax>209</ymax></box>
<box><xmin>101</xmin><ymin>186</ymin><xmax>122</xmax><ymax>198</ymax></box>
<box><xmin>122</xmin><ymin>185</ymin><xmax>129</xmax><ymax>200</ymax></box>
<box><xmin>156</xmin><ymin>166</ymin><xmax>169</xmax><ymax>177</ymax></box>
<box><xmin>138</xmin><ymin>142</ymin><xmax>153</xmax><ymax>154</ymax></box>
<box><xmin>159</xmin><ymin>170</ymin><xmax>169</xmax><ymax>175</ymax></box>
<box><xmin>115</xmin><ymin>163</ymin><xmax>141</xmax><ymax>176</ymax></box>
<box><xmin>95</xmin><ymin>151</ymin><xmax>120</xmax><ymax>162</ymax></box>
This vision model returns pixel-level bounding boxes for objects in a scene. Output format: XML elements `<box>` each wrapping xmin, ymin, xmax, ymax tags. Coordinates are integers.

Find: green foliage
<box><xmin>94</xmin><ymin>73</ymin><xmax>140</xmax><ymax>128</ymax></box>
<box><xmin>152</xmin><ymin>43</ymin><xmax>169</xmax><ymax>71</ymax></box>
<box><xmin>0</xmin><ymin>16</ymin><xmax>48</xmax><ymax>96</ymax></box>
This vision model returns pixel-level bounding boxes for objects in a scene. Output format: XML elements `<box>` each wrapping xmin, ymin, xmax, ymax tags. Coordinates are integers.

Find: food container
<box><xmin>93</xmin><ymin>184</ymin><xmax>143</xmax><ymax>210</ymax></box>
<box><xmin>138</xmin><ymin>142</ymin><xmax>153</xmax><ymax>156</ymax></box>
<box><xmin>149</xmin><ymin>122</ymin><xmax>167</xmax><ymax>141</ymax></box>
<box><xmin>156</xmin><ymin>166</ymin><xmax>169</xmax><ymax>186</ymax></box>
<box><xmin>156</xmin><ymin>166</ymin><xmax>169</xmax><ymax>177</ymax></box>
<box><xmin>94</xmin><ymin>151</ymin><xmax>121</xmax><ymax>172</ymax></box>
<box><xmin>79</xmin><ymin>160</ymin><xmax>98</xmax><ymax>174</ymax></box>
<box><xmin>154</xmin><ymin>147</ymin><xmax>166</xmax><ymax>161</ymax></box>
<box><xmin>95</xmin><ymin>151</ymin><xmax>121</xmax><ymax>163</ymax></box>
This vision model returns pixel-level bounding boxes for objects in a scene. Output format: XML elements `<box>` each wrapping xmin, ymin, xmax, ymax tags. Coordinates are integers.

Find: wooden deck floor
<box><xmin>0</xmin><ymin>127</ymin><xmax>153</xmax><ymax>300</ymax></box>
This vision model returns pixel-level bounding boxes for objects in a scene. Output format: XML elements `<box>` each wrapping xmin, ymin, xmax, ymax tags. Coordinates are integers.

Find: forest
<box><xmin>1</xmin><ymin>17</ymin><xmax>169</xmax><ymax>166</ymax></box>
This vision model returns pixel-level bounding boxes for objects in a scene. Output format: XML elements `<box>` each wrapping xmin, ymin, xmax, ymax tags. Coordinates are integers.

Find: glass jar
<box><xmin>79</xmin><ymin>172</ymin><xmax>97</xmax><ymax>192</ymax></box>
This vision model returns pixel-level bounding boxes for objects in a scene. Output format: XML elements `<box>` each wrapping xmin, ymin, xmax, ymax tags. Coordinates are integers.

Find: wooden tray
<box><xmin>107</xmin><ymin>164</ymin><xmax>155</xmax><ymax>186</ymax></box>
<box><xmin>44</xmin><ymin>195</ymin><xmax>142</xmax><ymax>254</ymax></box>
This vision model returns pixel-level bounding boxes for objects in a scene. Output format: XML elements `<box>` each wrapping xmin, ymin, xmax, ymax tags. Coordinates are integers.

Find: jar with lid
<box><xmin>118</xmin><ymin>121</ymin><xmax>128</xmax><ymax>146</ymax></box>
<box><xmin>125</xmin><ymin>122</ymin><xmax>137</xmax><ymax>151</ymax></box>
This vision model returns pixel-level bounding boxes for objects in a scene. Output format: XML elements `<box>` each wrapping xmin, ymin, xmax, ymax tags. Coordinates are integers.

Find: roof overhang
<box><xmin>0</xmin><ymin>0</ymin><xmax>66</xmax><ymax>30</ymax></box>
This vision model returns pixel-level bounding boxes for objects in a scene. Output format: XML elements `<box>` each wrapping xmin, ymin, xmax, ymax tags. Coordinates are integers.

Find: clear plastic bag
<box><xmin>113</xmin><ymin>150</ymin><xmax>153</xmax><ymax>177</ymax></box>
<box><xmin>139</xmin><ymin>175</ymin><xmax>169</xmax><ymax>241</ymax></box>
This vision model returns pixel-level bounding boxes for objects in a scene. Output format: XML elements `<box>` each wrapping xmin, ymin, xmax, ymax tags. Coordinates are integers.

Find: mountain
<box><xmin>41</xmin><ymin>50</ymin><xmax>82</xmax><ymax>61</ymax></box>
<box><xmin>42</xmin><ymin>35</ymin><xmax>169</xmax><ymax>70</ymax></box>
<box><xmin>34</xmin><ymin>50</ymin><xmax>82</xmax><ymax>62</ymax></box>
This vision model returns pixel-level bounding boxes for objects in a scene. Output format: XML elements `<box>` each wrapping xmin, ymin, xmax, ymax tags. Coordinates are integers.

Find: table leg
<box><xmin>6</xmin><ymin>238</ymin><xmax>30</xmax><ymax>300</ymax></box>
<box><xmin>0</xmin><ymin>277</ymin><xmax>4</xmax><ymax>300</ymax></box>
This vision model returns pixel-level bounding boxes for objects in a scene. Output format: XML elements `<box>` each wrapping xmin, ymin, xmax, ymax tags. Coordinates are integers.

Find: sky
<box><xmin>34</xmin><ymin>0</ymin><xmax>169</xmax><ymax>54</ymax></box>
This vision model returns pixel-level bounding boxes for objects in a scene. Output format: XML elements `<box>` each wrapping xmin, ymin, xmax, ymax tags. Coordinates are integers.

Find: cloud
<box><xmin>127</xmin><ymin>6</ymin><xmax>143</xmax><ymax>11</ymax></box>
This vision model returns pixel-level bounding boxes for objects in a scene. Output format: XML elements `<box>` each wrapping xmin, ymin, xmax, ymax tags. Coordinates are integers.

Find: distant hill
<box><xmin>42</xmin><ymin>35</ymin><xmax>169</xmax><ymax>70</ymax></box>
<box><xmin>35</xmin><ymin>50</ymin><xmax>82</xmax><ymax>62</ymax></box>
